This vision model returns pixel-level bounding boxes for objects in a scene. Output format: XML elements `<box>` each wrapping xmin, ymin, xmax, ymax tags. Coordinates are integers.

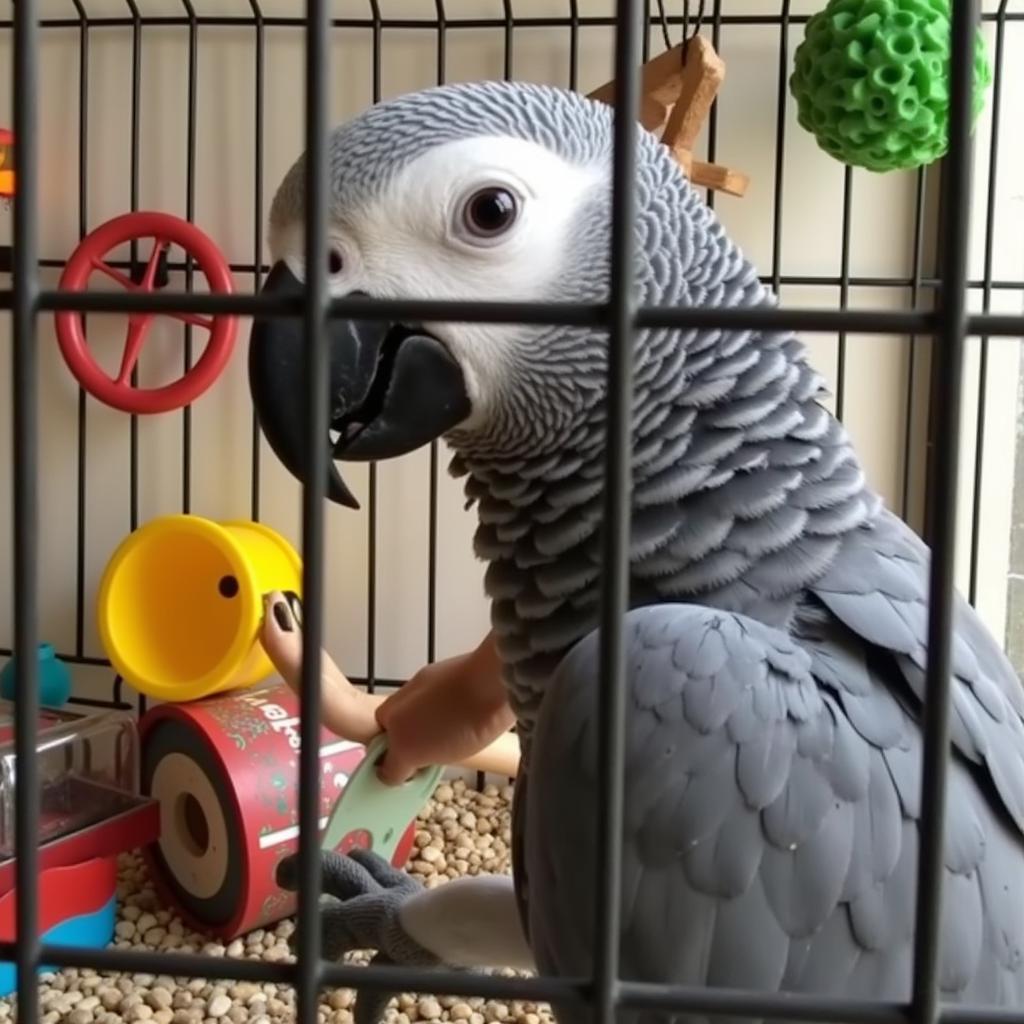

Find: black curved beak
<box><xmin>248</xmin><ymin>262</ymin><xmax>472</xmax><ymax>509</ymax></box>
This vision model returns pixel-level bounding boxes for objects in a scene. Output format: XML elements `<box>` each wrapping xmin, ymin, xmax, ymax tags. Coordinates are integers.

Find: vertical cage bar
<box><xmin>703</xmin><ymin>0</ymin><xmax>722</xmax><ymax>213</ymax></box>
<box><xmin>127</xmin><ymin>1</ymin><xmax>141</xmax><ymax>537</ymax></box>
<box><xmin>126</xmin><ymin>0</ymin><xmax>144</xmax><ymax>726</ymax></box>
<box><xmin>427</xmin><ymin>442</ymin><xmax>438</xmax><ymax>666</ymax></box>
<box><xmin>770</xmin><ymin>1</ymin><xmax>791</xmax><ymax>296</ymax></box>
<box><xmin>900</xmin><ymin>168</ymin><xmax>927</xmax><ymax>523</ymax></box>
<box><xmin>427</xmin><ymin>0</ymin><xmax>448</xmax><ymax>669</ymax></box>
<box><xmin>182</xmin><ymin>0</ymin><xmax>199</xmax><ymax>513</ymax></box>
<box><xmin>967</xmin><ymin>1</ymin><xmax>1008</xmax><ymax>607</ymax></box>
<box><xmin>910</xmin><ymin>3</ymin><xmax>979</xmax><ymax>1022</ymax></box>
<box><xmin>73</xmin><ymin>0</ymin><xmax>89</xmax><ymax>659</ymax></box>
<box><xmin>296</xmin><ymin>0</ymin><xmax>330</xmax><ymax>1021</ymax></box>
<box><xmin>567</xmin><ymin>0</ymin><xmax>578</xmax><ymax>91</ymax></box>
<box><xmin>366</xmin><ymin>0</ymin><xmax>382</xmax><ymax>694</ymax></box>
<box><xmin>502</xmin><ymin>0</ymin><xmax>513</xmax><ymax>79</ymax></box>
<box><xmin>434</xmin><ymin>0</ymin><xmax>446</xmax><ymax>83</ymax></box>
<box><xmin>249</xmin><ymin>0</ymin><xmax>265</xmax><ymax>522</ymax></box>
<box><xmin>835</xmin><ymin>166</ymin><xmax>852</xmax><ymax>420</ymax></box>
<box><xmin>11</xmin><ymin>0</ymin><xmax>41</xmax><ymax>1016</ymax></box>
<box><xmin>593</xmin><ymin>1</ymin><xmax>643</xmax><ymax>1020</ymax></box>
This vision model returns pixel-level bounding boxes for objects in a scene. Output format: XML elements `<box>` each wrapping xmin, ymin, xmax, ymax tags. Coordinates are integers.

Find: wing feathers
<box><xmin>523</xmin><ymin>597</ymin><xmax>1024</xmax><ymax>1015</ymax></box>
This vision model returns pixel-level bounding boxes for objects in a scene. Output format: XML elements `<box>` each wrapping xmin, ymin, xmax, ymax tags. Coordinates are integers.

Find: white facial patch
<box><xmin>268</xmin><ymin>134</ymin><xmax>605</xmax><ymax>431</ymax></box>
<box><xmin>347</xmin><ymin>135</ymin><xmax>605</xmax><ymax>428</ymax></box>
<box><xmin>352</xmin><ymin>135</ymin><xmax>603</xmax><ymax>297</ymax></box>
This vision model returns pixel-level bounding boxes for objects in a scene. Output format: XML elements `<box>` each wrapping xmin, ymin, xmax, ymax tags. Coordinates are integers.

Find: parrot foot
<box><xmin>276</xmin><ymin>847</ymin><xmax>471</xmax><ymax>1024</ymax></box>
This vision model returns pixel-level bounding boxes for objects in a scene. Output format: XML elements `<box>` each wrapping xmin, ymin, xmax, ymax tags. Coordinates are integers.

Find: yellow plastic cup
<box><xmin>96</xmin><ymin>515</ymin><xmax>303</xmax><ymax>703</ymax></box>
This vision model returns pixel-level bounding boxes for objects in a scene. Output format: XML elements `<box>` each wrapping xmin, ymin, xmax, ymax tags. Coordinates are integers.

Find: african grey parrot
<box><xmin>251</xmin><ymin>79</ymin><xmax>1024</xmax><ymax>1024</ymax></box>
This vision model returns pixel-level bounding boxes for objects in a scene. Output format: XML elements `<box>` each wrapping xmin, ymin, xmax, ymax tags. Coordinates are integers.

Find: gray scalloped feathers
<box><xmin>261</xmin><ymin>74</ymin><xmax>1024</xmax><ymax>1023</ymax></box>
<box><xmin>813</xmin><ymin>508</ymin><xmax>1024</xmax><ymax>840</ymax></box>
<box><xmin>524</xmin><ymin>598</ymin><xmax>1024</xmax><ymax>1024</ymax></box>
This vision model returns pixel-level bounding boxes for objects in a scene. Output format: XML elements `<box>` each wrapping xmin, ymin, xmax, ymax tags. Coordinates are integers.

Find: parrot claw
<box><xmin>275</xmin><ymin>848</ymin><xmax>451</xmax><ymax>1024</ymax></box>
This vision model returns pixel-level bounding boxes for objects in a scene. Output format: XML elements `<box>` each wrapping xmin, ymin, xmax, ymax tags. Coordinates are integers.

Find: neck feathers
<box><xmin>448</xmin><ymin>158</ymin><xmax>878</xmax><ymax>746</ymax></box>
<box><xmin>448</xmin><ymin>322</ymin><xmax>879</xmax><ymax>748</ymax></box>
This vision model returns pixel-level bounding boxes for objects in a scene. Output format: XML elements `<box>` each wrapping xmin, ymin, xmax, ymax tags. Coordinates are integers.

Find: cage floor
<box><xmin>13</xmin><ymin>779</ymin><xmax>550</xmax><ymax>1024</ymax></box>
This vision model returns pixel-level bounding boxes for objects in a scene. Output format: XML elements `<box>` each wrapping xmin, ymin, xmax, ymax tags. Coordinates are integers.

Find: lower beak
<box><xmin>248</xmin><ymin>262</ymin><xmax>472</xmax><ymax>508</ymax></box>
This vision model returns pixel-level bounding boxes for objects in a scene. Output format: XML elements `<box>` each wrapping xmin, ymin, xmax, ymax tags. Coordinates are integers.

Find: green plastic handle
<box><xmin>320</xmin><ymin>733</ymin><xmax>443</xmax><ymax>863</ymax></box>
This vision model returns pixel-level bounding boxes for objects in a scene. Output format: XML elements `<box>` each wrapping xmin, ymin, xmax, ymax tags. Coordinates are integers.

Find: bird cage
<box><xmin>0</xmin><ymin>3</ymin><xmax>1022</xmax><ymax>1024</ymax></box>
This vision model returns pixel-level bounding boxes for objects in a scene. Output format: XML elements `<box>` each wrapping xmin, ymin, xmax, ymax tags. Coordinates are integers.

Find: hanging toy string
<box><xmin>589</xmin><ymin>0</ymin><xmax>748</xmax><ymax>197</ymax></box>
<box><xmin>656</xmin><ymin>0</ymin><xmax>672</xmax><ymax>52</ymax></box>
<box><xmin>656</xmin><ymin>0</ymin><xmax>706</xmax><ymax>52</ymax></box>
<box><xmin>681</xmin><ymin>0</ymin><xmax>706</xmax><ymax>65</ymax></box>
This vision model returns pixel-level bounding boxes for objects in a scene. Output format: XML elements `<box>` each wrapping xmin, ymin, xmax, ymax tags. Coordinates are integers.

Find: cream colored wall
<box><xmin>0</xmin><ymin>1</ymin><xmax>1020</xmax><ymax>707</ymax></box>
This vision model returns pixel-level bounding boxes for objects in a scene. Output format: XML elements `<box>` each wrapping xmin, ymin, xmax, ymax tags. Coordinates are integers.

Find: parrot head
<box><xmin>248</xmin><ymin>79</ymin><xmax>735</xmax><ymax>507</ymax></box>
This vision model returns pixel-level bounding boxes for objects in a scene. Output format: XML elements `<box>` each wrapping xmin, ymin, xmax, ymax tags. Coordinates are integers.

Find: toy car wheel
<box><xmin>54</xmin><ymin>211</ymin><xmax>237</xmax><ymax>415</ymax></box>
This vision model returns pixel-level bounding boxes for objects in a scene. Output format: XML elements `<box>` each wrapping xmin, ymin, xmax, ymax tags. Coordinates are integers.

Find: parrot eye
<box><xmin>460</xmin><ymin>186</ymin><xmax>519</xmax><ymax>241</ymax></box>
<box><xmin>327</xmin><ymin>247</ymin><xmax>344</xmax><ymax>276</ymax></box>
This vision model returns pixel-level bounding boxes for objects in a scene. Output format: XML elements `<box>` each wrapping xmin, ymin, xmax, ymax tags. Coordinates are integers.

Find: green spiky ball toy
<box><xmin>789</xmin><ymin>0</ymin><xmax>992</xmax><ymax>173</ymax></box>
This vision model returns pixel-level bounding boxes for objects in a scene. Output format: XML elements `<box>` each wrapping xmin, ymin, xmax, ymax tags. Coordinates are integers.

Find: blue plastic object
<box><xmin>0</xmin><ymin>895</ymin><xmax>117</xmax><ymax>997</ymax></box>
<box><xmin>0</xmin><ymin>643</ymin><xmax>73</xmax><ymax>707</ymax></box>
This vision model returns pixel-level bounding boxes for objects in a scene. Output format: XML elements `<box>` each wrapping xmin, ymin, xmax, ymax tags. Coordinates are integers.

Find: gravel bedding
<box><xmin>5</xmin><ymin>780</ymin><xmax>553</xmax><ymax>1024</ymax></box>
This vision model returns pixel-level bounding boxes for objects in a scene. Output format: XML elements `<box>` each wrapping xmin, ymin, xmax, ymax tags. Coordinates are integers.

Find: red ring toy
<box><xmin>55</xmin><ymin>211</ymin><xmax>238</xmax><ymax>415</ymax></box>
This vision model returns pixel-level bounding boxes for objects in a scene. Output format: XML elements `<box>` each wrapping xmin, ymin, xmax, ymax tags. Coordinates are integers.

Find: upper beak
<box><xmin>248</xmin><ymin>262</ymin><xmax>472</xmax><ymax>508</ymax></box>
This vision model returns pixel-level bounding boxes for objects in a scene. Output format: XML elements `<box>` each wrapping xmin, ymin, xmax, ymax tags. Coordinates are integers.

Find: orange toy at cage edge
<box><xmin>0</xmin><ymin>129</ymin><xmax>14</xmax><ymax>202</ymax></box>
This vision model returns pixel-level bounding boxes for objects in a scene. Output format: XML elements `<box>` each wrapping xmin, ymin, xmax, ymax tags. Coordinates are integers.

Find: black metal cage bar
<box><xmin>294</xmin><ymin>2</ymin><xmax>331</xmax><ymax>1023</ymax></box>
<box><xmin>593</xmin><ymin>3</ymin><xmax>642</xmax><ymax>1021</ymax></box>
<box><xmin>12</xmin><ymin>0</ymin><xmax>41</xmax><ymax>1021</ymax></box>
<box><xmin>911</xmin><ymin>1</ymin><xmax>978</xmax><ymax>1022</ymax></box>
<box><xmin>4</xmin><ymin>2</ymin><xmax>1024</xmax><ymax>1024</ymax></box>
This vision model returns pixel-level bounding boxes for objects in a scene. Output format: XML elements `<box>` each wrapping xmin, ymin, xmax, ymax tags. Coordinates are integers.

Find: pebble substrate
<box><xmin>5</xmin><ymin>779</ymin><xmax>553</xmax><ymax>1024</ymax></box>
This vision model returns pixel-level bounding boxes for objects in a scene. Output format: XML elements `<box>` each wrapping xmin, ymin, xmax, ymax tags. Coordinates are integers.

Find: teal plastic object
<box><xmin>789</xmin><ymin>0</ymin><xmax>992</xmax><ymax>172</ymax></box>
<box><xmin>321</xmin><ymin>734</ymin><xmax>443</xmax><ymax>863</ymax></box>
<box><xmin>0</xmin><ymin>643</ymin><xmax>73</xmax><ymax>707</ymax></box>
<box><xmin>0</xmin><ymin>894</ymin><xmax>116</xmax><ymax>998</ymax></box>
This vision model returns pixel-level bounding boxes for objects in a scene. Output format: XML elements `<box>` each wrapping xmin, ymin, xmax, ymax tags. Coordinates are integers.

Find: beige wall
<box><xmin>0</xmin><ymin>1</ymin><xmax>1021</xmax><ymax>706</ymax></box>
